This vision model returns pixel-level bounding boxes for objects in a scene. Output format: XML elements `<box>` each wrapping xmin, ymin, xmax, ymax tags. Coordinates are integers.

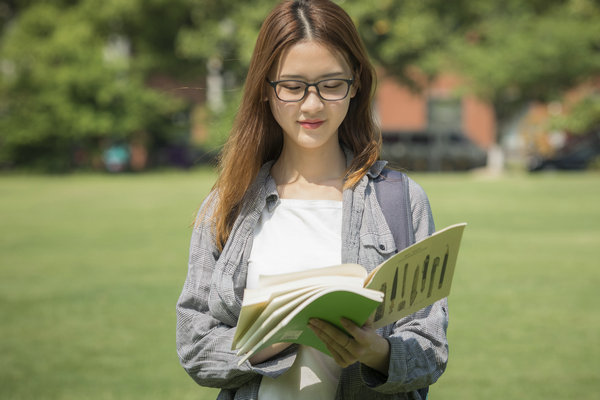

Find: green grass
<box><xmin>417</xmin><ymin>171</ymin><xmax>600</xmax><ymax>399</ymax></box>
<box><xmin>1</xmin><ymin>169</ymin><xmax>599</xmax><ymax>399</ymax></box>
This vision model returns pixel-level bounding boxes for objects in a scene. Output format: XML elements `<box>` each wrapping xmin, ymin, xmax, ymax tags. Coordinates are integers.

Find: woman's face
<box><xmin>268</xmin><ymin>41</ymin><xmax>355</xmax><ymax>154</ymax></box>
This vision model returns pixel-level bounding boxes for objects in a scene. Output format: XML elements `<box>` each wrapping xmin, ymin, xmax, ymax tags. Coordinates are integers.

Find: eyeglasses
<box><xmin>267</xmin><ymin>78</ymin><xmax>354</xmax><ymax>102</ymax></box>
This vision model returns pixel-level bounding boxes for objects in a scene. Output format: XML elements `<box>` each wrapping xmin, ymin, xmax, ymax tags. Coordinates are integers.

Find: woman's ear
<box><xmin>350</xmin><ymin>81</ymin><xmax>359</xmax><ymax>99</ymax></box>
<box><xmin>350</xmin><ymin>84</ymin><xmax>358</xmax><ymax>99</ymax></box>
<box><xmin>350</xmin><ymin>70</ymin><xmax>360</xmax><ymax>98</ymax></box>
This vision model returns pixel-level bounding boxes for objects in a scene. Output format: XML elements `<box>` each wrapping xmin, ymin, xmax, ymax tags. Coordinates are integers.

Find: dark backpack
<box><xmin>374</xmin><ymin>168</ymin><xmax>429</xmax><ymax>400</ymax></box>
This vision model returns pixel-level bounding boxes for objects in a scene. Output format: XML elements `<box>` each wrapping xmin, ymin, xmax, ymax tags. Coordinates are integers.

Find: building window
<box><xmin>427</xmin><ymin>96</ymin><xmax>462</xmax><ymax>134</ymax></box>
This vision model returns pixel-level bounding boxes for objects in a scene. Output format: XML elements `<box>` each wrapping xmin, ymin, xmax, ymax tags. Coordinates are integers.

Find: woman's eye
<box><xmin>281</xmin><ymin>83</ymin><xmax>303</xmax><ymax>91</ymax></box>
<box><xmin>323</xmin><ymin>81</ymin><xmax>342</xmax><ymax>89</ymax></box>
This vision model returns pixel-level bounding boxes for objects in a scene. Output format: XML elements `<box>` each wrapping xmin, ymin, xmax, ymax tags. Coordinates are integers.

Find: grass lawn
<box><xmin>1</xmin><ymin>169</ymin><xmax>599</xmax><ymax>399</ymax></box>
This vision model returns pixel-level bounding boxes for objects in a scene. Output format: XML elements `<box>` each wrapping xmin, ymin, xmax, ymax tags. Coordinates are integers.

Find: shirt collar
<box><xmin>253</xmin><ymin>160</ymin><xmax>279</xmax><ymax>212</ymax></box>
<box><xmin>343</xmin><ymin>146</ymin><xmax>388</xmax><ymax>179</ymax></box>
<box><xmin>368</xmin><ymin>160</ymin><xmax>387</xmax><ymax>178</ymax></box>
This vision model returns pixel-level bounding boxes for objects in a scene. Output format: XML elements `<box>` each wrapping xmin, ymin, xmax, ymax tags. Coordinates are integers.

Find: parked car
<box><xmin>381</xmin><ymin>131</ymin><xmax>487</xmax><ymax>171</ymax></box>
<box><xmin>528</xmin><ymin>130</ymin><xmax>600</xmax><ymax>172</ymax></box>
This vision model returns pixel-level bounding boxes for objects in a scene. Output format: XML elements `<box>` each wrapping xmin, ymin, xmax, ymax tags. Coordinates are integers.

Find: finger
<box><xmin>309</xmin><ymin>320</ymin><xmax>357</xmax><ymax>362</ymax></box>
<box><xmin>309</xmin><ymin>319</ymin><xmax>349</xmax><ymax>344</ymax></box>
<box><xmin>319</xmin><ymin>333</ymin><xmax>353</xmax><ymax>364</ymax></box>
<box><xmin>330</xmin><ymin>342</ymin><xmax>355</xmax><ymax>367</ymax></box>
<box><xmin>308</xmin><ymin>322</ymin><xmax>346</xmax><ymax>358</ymax></box>
<box><xmin>339</xmin><ymin>318</ymin><xmax>384</xmax><ymax>362</ymax></box>
<box><xmin>340</xmin><ymin>318</ymin><xmax>370</xmax><ymax>344</ymax></box>
<box><xmin>308</xmin><ymin>319</ymin><xmax>349</xmax><ymax>349</ymax></box>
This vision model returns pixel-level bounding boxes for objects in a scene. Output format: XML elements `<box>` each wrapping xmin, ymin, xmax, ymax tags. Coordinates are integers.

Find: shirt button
<box><xmin>379</xmin><ymin>244</ymin><xmax>385</xmax><ymax>250</ymax></box>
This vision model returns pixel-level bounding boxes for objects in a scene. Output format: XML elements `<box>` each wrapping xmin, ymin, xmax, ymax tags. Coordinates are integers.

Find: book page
<box><xmin>233</xmin><ymin>285</ymin><xmax>325</xmax><ymax>350</ymax></box>
<box><xmin>257</xmin><ymin>263</ymin><xmax>366</xmax><ymax>287</ymax></box>
<box><xmin>237</xmin><ymin>286</ymin><xmax>383</xmax><ymax>365</ymax></box>
<box><xmin>366</xmin><ymin>223</ymin><xmax>466</xmax><ymax>329</ymax></box>
<box><xmin>235</xmin><ymin>287</ymin><xmax>325</xmax><ymax>354</ymax></box>
<box><xmin>242</xmin><ymin>274</ymin><xmax>366</xmax><ymax>305</ymax></box>
<box><xmin>234</xmin><ymin>265</ymin><xmax>367</xmax><ymax>352</ymax></box>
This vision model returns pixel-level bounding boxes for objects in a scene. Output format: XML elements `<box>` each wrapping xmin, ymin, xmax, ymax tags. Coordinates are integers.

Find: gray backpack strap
<box><xmin>373</xmin><ymin>168</ymin><xmax>413</xmax><ymax>252</ymax></box>
<box><xmin>374</xmin><ymin>168</ymin><xmax>429</xmax><ymax>400</ymax></box>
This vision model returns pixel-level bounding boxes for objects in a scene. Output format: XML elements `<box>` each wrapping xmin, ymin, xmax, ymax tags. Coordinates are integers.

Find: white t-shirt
<box><xmin>247</xmin><ymin>198</ymin><xmax>343</xmax><ymax>399</ymax></box>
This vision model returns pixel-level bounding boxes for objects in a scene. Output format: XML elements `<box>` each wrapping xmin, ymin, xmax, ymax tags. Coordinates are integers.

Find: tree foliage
<box><xmin>441</xmin><ymin>0</ymin><xmax>600</xmax><ymax>128</ymax></box>
<box><xmin>343</xmin><ymin>0</ymin><xmax>600</xmax><ymax>136</ymax></box>
<box><xmin>550</xmin><ymin>93</ymin><xmax>600</xmax><ymax>134</ymax></box>
<box><xmin>1</xmin><ymin>0</ymin><xmax>599</xmax><ymax>170</ymax></box>
<box><xmin>175</xmin><ymin>0</ymin><xmax>600</xmax><ymax>139</ymax></box>
<box><xmin>0</xmin><ymin>0</ymin><xmax>195</xmax><ymax>170</ymax></box>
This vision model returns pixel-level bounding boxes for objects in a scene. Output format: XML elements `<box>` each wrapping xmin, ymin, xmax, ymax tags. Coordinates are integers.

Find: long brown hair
<box><xmin>208</xmin><ymin>0</ymin><xmax>380</xmax><ymax>250</ymax></box>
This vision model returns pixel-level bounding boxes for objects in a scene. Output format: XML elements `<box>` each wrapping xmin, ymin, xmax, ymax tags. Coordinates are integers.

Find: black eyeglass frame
<box><xmin>266</xmin><ymin>78</ymin><xmax>355</xmax><ymax>102</ymax></box>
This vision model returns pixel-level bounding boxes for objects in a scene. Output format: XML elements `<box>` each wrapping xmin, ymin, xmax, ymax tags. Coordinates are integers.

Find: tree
<box><xmin>3</xmin><ymin>0</ymin><xmax>598</xmax><ymax>169</ymax></box>
<box><xmin>346</xmin><ymin>0</ymin><xmax>600</xmax><ymax>153</ymax></box>
<box><xmin>174</xmin><ymin>0</ymin><xmax>276</xmax><ymax>148</ymax></box>
<box><xmin>175</xmin><ymin>0</ymin><xmax>600</xmax><ymax>157</ymax></box>
<box><xmin>550</xmin><ymin>91</ymin><xmax>600</xmax><ymax>134</ymax></box>
<box><xmin>0</xmin><ymin>0</ymin><xmax>196</xmax><ymax>170</ymax></box>
<box><xmin>443</xmin><ymin>1</ymin><xmax>600</xmax><ymax>134</ymax></box>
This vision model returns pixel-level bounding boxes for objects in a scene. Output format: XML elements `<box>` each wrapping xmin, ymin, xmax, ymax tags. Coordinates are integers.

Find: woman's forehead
<box><xmin>271</xmin><ymin>41</ymin><xmax>352</xmax><ymax>80</ymax></box>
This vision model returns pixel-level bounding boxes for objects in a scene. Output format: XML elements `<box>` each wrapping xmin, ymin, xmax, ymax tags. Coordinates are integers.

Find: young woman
<box><xmin>176</xmin><ymin>1</ymin><xmax>448</xmax><ymax>399</ymax></box>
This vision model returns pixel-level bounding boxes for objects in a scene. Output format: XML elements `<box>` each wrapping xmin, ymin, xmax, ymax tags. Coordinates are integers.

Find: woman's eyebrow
<box><xmin>278</xmin><ymin>71</ymin><xmax>346</xmax><ymax>80</ymax></box>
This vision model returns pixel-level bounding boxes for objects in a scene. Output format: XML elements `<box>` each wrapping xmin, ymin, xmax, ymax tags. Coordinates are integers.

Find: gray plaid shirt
<box><xmin>176</xmin><ymin>159</ymin><xmax>448</xmax><ymax>399</ymax></box>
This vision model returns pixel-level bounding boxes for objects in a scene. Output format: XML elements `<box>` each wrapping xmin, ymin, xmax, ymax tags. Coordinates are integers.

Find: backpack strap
<box><xmin>373</xmin><ymin>168</ymin><xmax>413</xmax><ymax>252</ymax></box>
<box><xmin>373</xmin><ymin>168</ymin><xmax>429</xmax><ymax>400</ymax></box>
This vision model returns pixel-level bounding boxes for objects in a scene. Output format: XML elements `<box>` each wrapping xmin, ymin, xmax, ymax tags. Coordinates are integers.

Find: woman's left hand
<box><xmin>308</xmin><ymin>315</ymin><xmax>390</xmax><ymax>375</ymax></box>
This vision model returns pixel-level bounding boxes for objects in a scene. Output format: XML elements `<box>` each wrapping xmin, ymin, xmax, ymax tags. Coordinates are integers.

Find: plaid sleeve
<box><xmin>175</xmin><ymin>197</ymin><xmax>296</xmax><ymax>391</ymax></box>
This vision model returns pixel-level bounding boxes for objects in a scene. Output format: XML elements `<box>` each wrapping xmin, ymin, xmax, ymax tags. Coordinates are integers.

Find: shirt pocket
<box><xmin>359</xmin><ymin>233</ymin><xmax>397</xmax><ymax>270</ymax></box>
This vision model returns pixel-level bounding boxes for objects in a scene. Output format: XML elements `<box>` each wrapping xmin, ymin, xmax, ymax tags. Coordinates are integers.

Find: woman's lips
<box><xmin>299</xmin><ymin>120</ymin><xmax>324</xmax><ymax>129</ymax></box>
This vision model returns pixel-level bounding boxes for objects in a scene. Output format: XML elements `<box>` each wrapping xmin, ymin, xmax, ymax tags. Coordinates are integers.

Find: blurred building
<box><xmin>376</xmin><ymin>72</ymin><xmax>496</xmax><ymax>148</ymax></box>
<box><xmin>375</xmin><ymin>72</ymin><xmax>494</xmax><ymax>171</ymax></box>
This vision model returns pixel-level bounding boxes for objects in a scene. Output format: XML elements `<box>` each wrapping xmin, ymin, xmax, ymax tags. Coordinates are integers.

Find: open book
<box><xmin>233</xmin><ymin>222</ymin><xmax>467</xmax><ymax>365</ymax></box>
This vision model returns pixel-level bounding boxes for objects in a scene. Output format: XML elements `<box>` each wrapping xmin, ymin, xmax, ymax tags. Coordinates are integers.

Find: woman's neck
<box><xmin>271</xmin><ymin>143</ymin><xmax>346</xmax><ymax>200</ymax></box>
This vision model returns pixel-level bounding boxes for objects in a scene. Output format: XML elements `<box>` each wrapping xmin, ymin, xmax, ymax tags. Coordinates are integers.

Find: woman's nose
<box><xmin>300</xmin><ymin>88</ymin><xmax>324</xmax><ymax>112</ymax></box>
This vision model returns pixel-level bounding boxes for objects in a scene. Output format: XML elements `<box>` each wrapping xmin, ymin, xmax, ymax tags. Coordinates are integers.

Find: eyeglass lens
<box><xmin>275</xmin><ymin>79</ymin><xmax>351</xmax><ymax>102</ymax></box>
